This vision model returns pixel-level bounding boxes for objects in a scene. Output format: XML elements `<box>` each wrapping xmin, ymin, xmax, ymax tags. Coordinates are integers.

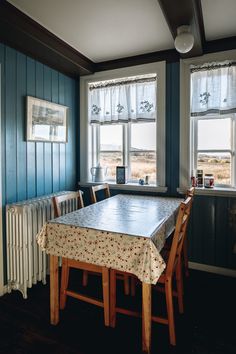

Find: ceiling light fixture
<box><xmin>174</xmin><ymin>25</ymin><xmax>194</xmax><ymax>54</ymax></box>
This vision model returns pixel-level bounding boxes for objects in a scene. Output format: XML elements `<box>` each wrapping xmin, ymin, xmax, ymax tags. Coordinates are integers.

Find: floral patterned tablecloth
<box><xmin>37</xmin><ymin>194</ymin><xmax>181</xmax><ymax>284</ymax></box>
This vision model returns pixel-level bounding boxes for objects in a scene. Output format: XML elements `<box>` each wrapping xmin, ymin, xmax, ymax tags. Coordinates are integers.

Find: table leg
<box><xmin>142</xmin><ymin>282</ymin><xmax>152</xmax><ymax>353</ymax></box>
<box><xmin>50</xmin><ymin>255</ymin><xmax>59</xmax><ymax>325</ymax></box>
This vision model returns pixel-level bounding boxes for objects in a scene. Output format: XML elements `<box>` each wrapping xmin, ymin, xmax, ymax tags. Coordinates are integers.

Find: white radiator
<box><xmin>6</xmin><ymin>191</ymin><xmax>78</xmax><ymax>299</ymax></box>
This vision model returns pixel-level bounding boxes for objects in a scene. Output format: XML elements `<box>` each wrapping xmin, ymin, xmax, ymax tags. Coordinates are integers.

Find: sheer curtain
<box><xmin>88</xmin><ymin>77</ymin><xmax>157</xmax><ymax>124</ymax></box>
<box><xmin>191</xmin><ymin>61</ymin><xmax>236</xmax><ymax>117</ymax></box>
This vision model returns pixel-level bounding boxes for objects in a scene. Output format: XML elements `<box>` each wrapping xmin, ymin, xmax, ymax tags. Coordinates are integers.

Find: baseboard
<box><xmin>189</xmin><ymin>262</ymin><xmax>236</xmax><ymax>277</ymax></box>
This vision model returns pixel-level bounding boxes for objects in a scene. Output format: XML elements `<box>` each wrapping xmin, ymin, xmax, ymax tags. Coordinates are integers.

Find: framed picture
<box><xmin>26</xmin><ymin>96</ymin><xmax>68</xmax><ymax>143</ymax></box>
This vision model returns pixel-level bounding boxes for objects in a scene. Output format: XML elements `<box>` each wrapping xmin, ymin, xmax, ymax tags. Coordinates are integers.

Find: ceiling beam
<box><xmin>95</xmin><ymin>49</ymin><xmax>180</xmax><ymax>72</ymax></box>
<box><xmin>0</xmin><ymin>0</ymin><xmax>95</xmax><ymax>78</ymax></box>
<box><xmin>204</xmin><ymin>36</ymin><xmax>236</xmax><ymax>54</ymax></box>
<box><xmin>158</xmin><ymin>0</ymin><xmax>204</xmax><ymax>58</ymax></box>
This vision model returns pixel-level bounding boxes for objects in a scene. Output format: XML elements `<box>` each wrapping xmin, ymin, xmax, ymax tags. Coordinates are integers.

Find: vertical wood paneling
<box><xmin>59</xmin><ymin>73</ymin><xmax>66</xmax><ymax>190</ymax></box>
<box><xmin>51</xmin><ymin>70</ymin><xmax>60</xmax><ymax>192</ymax></box>
<box><xmin>0</xmin><ymin>43</ymin><xmax>79</xmax><ymax>283</ymax></box>
<box><xmin>43</xmin><ymin>65</ymin><xmax>52</xmax><ymax>194</ymax></box>
<box><xmin>227</xmin><ymin>198</ymin><xmax>236</xmax><ymax>269</ymax></box>
<box><xmin>35</xmin><ymin>62</ymin><xmax>45</xmax><ymax>196</ymax></box>
<box><xmin>215</xmin><ymin>197</ymin><xmax>229</xmax><ymax>267</ymax></box>
<box><xmin>76</xmin><ymin>80</ymin><xmax>80</xmax><ymax>181</ymax></box>
<box><xmin>201</xmin><ymin>197</ymin><xmax>215</xmax><ymax>265</ymax></box>
<box><xmin>26</xmin><ymin>57</ymin><xmax>36</xmax><ymax>199</ymax></box>
<box><xmin>166</xmin><ymin>63</ymin><xmax>179</xmax><ymax>196</ymax></box>
<box><xmin>5</xmin><ymin>47</ymin><xmax>17</xmax><ymax>203</ymax></box>
<box><xmin>0</xmin><ymin>44</ymin><xmax>6</xmax><ymax>210</ymax></box>
<box><xmin>16</xmin><ymin>52</ymin><xmax>27</xmax><ymax>201</ymax></box>
<box><xmin>65</xmin><ymin>77</ymin><xmax>76</xmax><ymax>190</ymax></box>
<box><xmin>190</xmin><ymin>196</ymin><xmax>215</xmax><ymax>265</ymax></box>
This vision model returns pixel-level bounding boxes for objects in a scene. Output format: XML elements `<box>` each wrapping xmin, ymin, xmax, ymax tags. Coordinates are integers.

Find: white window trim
<box><xmin>179</xmin><ymin>49</ymin><xmax>236</xmax><ymax>197</ymax></box>
<box><xmin>80</xmin><ymin>62</ymin><xmax>167</xmax><ymax>192</ymax></box>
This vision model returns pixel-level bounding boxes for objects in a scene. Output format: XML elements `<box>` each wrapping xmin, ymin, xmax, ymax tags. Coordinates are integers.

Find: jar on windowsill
<box><xmin>204</xmin><ymin>174</ymin><xmax>214</xmax><ymax>188</ymax></box>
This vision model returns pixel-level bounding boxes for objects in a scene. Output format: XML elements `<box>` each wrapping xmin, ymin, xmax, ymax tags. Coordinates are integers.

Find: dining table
<box><xmin>37</xmin><ymin>193</ymin><xmax>182</xmax><ymax>353</ymax></box>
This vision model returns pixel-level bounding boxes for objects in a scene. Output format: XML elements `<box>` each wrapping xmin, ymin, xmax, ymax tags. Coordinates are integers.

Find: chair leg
<box><xmin>82</xmin><ymin>270</ymin><xmax>88</xmax><ymax>286</ymax></box>
<box><xmin>102</xmin><ymin>267</ymin><xmax>110</xmax><ymax>327</ymax></box>
<box><xmin>165</xmin><ymin>278</ymin><xmax>176</xmax><ymax>346</ymax></box>
<box><xmin>60</xmin><ymin>257</ymin><xmax>69</xmax><ymax>310</ymax></box>
<box><xmin>183</xmin><ymin>238</ymin><xmax>189</xmax><ymax>277</ymax></box>
<box><xmin>131</xmin><ymin>276</ymin><xmax>136</xmax><ymax>296</ymax></box>
<box><xmin>123</xmin><ymin>274</ymin><xmax>130</xmax><ymax>295</ymax></box>
<box><xmin>176</xmin><ymin>260</ymin><xmax>184</xmax><ymax>314</ymax></box>
<box><xmin>110</xmin><ymin>269</ymin><xmax>117</xmax><ymax>328</ymax></box>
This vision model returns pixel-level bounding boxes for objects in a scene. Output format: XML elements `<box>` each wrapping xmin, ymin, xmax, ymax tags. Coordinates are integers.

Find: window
<box><xmin>89</xmin><ymin>74</ymin><xmax>157</xmax><ymax>183</ymax></box>
<box><xmin>130</xmin><ymin>122</ymin><xmax>156</xmax><ymax>183</ymax></box>
<box><xmin>80</xmin><ymin>62</ymin><xmax>166</xmax><ymax>190</ymax></box>
<box><xmin>180</xmin><ymin>51</ymin><xmax>236</xmax><ymax>193</ymax></box>
<box><xmin>192</xmin><ymin>116</ymin><xmax>234</xmax><ymax>186</ymax></box>
<box><xmin>190</xmin><ymin>61</ymin><xmax>236</xmax><ymax>188</ymax></box>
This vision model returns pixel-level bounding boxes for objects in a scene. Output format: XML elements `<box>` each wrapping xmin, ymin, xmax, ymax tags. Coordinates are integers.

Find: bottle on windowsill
<box><xmin>191</xmin><ymin>170</ymin><xmax>197</xmax><ymax>187</ymax></box>
<box><xmin>196</xmin><ymin>169</ymin><xmax>203</xmax><ymax>187</ymax></box>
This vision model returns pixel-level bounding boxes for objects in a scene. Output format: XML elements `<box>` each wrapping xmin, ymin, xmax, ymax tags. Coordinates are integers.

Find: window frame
<box><xmin>80</xmin><ymin>62</ymin><xmax>167</xmax><ymax>192</ymax></box>
<box><xmin>191</xmin><ymin>114</ymin><xmax>235</xmax><ymax>188</ymax></box>
<box><xmin>179</xmin><ymin>49</ymin><xmax>236</xmax><ymax>196</ymax></box>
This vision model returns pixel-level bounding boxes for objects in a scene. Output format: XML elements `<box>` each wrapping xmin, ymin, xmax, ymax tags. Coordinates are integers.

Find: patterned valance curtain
<box><xmin>88</xmin><ymin>76</ymin><xmax>157</xmax><ymax>124</ymax></box>
<box><xmin>191</xmin><ymin>61</ymin><xmax>236</xmax><ymax>117</ymax></box>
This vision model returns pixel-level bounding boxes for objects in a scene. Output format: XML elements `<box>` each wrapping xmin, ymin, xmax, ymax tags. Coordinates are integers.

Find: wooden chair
<box><xmin>109</xmin><ymin>196</ymin><xmax>193</xmax><ymax>346</ymax></box>
<box><xmin>183</xmin><ymin>187</ymin><xmax>195</xmax><ymax>277</ymax></box>
<box><xmin>90</xmin><ymin>183</ymin><xmax>111</xmax><ymax>203</ymax></box>
<box><xmin>162</xmin><ymin>187</ymin><xmax>195</xmax><ymax>278</ymax></box>
<box><xmin>52</xmin><ymin>191</ymin><xmax>110</xmax><ymax>326</ymax></box>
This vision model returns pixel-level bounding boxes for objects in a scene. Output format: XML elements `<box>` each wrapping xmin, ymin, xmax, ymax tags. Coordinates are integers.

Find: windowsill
<box><xmin>177</xmin><ymin>186</ymin><xmax>236</xmax><ymax>197</ymax></box>
<box><xmin>79</xmin><ymin>181</ymin><xmax>168</xmax><ymax>193</ymax></box>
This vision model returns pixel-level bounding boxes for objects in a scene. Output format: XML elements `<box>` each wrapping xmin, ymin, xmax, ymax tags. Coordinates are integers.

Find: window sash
<box><xmin>93</xmin><ymin>122</ymin><xmax>157</xmax><ymax>184</ymax></box>
<box><xmin>191</xmin><ymin>115</ymin><xmax>235</xmax><ymax>187</ymax></box>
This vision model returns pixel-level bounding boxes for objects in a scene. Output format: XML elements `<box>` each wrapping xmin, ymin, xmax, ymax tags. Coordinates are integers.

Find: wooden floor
<box><xmin>0</xmin><ymin>269</ymin><xmax>235</xmax><ymax>354</ymax></box>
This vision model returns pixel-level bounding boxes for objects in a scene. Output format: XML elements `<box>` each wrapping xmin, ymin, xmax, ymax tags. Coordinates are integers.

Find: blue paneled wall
<box><xmin>0</xmin><ymin>43</ymin><xmax>79</xmax><ymax>281</ymax></box>
<box><xmin>166</xmin><ymin>62</ymin><xmax>180</xmax><ymax>195</ymax></box>
<box><xmin>0</xmin><ymin>44</ymin><xmax>78</xmax><ymax>205</ymax></box>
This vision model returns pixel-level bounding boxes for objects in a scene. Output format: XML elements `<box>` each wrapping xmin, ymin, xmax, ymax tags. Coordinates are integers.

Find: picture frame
<box><xmin>26</xmin><ymin>96</ymin><xmax>68</xmax><ymax>143</ymax></box>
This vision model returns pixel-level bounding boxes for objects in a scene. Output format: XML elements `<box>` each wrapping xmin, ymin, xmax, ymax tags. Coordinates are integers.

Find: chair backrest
<box><xmin>90</xmin><ymin>183</ymin><xmax>110</xmax><ymax>204</ymax></box>
<box><xmin>186</xmin><ymin>187</ymin><xmax>195</xmax><ymax>197</ymax></box>
<box><xmin>165</xmin><ymin>196</ymin><xmax>193</xmax><ymax>277</ymax></box>
<box><xmin>52</xmin><ymin>191</ymin><xmax>84</xmax><ymax>217</ymax></box>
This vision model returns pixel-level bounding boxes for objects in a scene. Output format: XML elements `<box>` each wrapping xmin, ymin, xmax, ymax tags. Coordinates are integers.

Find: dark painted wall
<box><xmin>0</xmin><ymin>43</ymin><xmax>79</xmax><ymax>280</ymax></box>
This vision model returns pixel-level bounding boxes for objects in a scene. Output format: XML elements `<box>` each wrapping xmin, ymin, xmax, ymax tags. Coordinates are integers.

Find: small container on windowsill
<box><xmin>197</xmin><ymin>169</ymin><xmax>203</xmax><ymax>187</ymax></box>
<box><xmin>116</xmin><ymin>166</ymin><xmax>127</xmax><ymax>184</ymax></box>
<box><xmin>204</xmin><ymin>174</ymin><xmax>214</xmax><ymax>188</ymax></box>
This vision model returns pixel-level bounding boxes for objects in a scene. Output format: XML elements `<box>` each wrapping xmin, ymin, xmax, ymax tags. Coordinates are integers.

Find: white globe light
<box><xmin>174</xmin><ymin>25</ymin><xmax>194</xmax><ymax>54</ymax></box>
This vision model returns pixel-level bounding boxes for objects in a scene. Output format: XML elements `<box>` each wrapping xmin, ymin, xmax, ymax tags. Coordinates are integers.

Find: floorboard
<box><xmin>0</xmin><ymin>270</ymin><xmax>235</xmax><ymax>354</ymax></box>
